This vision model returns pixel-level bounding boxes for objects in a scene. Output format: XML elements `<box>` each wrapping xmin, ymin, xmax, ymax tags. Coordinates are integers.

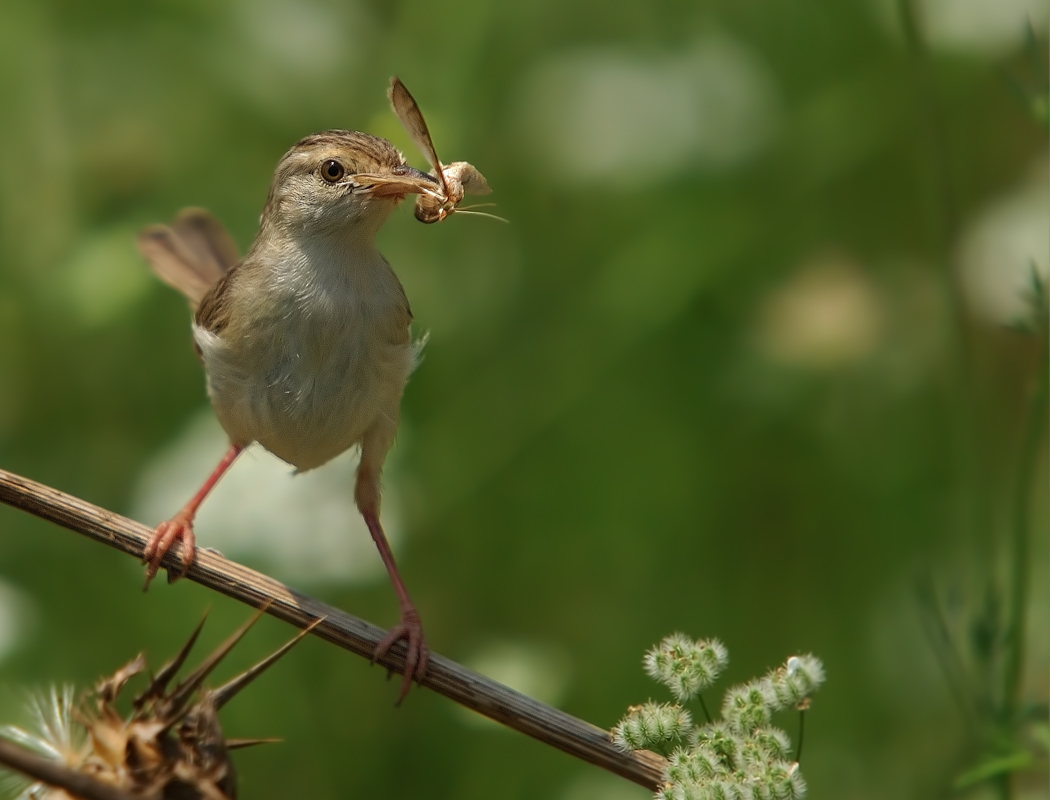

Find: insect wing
<box><xmin>445</xmin><ymin>162</ymin><xmax>492</xmax><ymax>196</ymax></box>
<box><xmin>388</xmin><ymin>77</ymin><xmax>449</xmax><ymax>197</ymax></box>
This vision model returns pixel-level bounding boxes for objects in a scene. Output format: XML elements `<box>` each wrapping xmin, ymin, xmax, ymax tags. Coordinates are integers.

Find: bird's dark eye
<box><xmin>320</xmin><ymin>160</ymin><xmax>345</xmax><ymax>183</ymax></box>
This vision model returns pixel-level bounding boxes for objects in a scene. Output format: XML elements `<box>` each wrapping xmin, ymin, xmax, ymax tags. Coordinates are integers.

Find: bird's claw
<box><xmin>373</xmin><ymin>607</ymin><xmax>428</xmax><ymax>705</ymax></box>
<box><xmin>142</xmin><ymin>514</ymin><xmax>197</xmax><ymax>590</ymax></box>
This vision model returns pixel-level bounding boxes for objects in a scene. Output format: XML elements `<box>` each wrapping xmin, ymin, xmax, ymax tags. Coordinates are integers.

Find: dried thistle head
<box><xmin>1</xmin><ymin>609</ymin><xmax>318</xmax><ymax>800</ymax></box>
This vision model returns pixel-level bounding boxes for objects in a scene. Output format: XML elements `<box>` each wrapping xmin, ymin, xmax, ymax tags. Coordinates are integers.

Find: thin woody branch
<box><xmin>0</xmin><ymin>738</ymin><xmax>139</xmax><ymax>800</ymax></box>
<box><xmin>0</xmin><ymin>467</ymin><xmax>665</xmax><ymax>792</ymax></box>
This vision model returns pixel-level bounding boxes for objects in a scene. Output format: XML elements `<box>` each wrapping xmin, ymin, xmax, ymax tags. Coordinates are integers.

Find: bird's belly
<box><xmin>194</xmin><ymin>318</ymin><xmax>416</xmax><ymax>471</ymax></box>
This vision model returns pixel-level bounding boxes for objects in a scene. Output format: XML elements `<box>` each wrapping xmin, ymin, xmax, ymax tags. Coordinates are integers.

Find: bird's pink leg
<box><xmin>143</xmin><ymin>443</ymin><xmax>243</xmax><ymax>589</ymax></box>
<box><xmin>356</xmin><ymin>465</ymin><xmax>428</xmax><ymax>703</ymax></box>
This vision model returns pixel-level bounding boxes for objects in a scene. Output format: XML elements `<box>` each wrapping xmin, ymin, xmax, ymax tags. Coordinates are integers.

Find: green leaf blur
<box><xmin>0</xmin><ymin>1</ymin><xmax>1046</xmax><ymax>799</ymax></box>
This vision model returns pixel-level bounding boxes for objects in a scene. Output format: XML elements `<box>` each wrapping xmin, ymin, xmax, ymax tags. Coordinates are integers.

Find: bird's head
<box><xmin>261</xmin><ymin>130</ymin><xmax>440</xmax><ymax>239</ymax></box>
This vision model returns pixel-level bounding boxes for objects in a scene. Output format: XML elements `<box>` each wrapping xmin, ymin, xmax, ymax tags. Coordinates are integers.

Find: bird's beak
<box><xmin>355</xmin><ymin>165</ymin><xmax>441</xmax><ymax>198</ymax></box>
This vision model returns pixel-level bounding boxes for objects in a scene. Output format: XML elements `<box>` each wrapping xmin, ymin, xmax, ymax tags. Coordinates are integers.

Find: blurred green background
<box><xmin>0</xmin><ymin>0</ymin><xmax>1047</xmax><ymax>798</ymax></box>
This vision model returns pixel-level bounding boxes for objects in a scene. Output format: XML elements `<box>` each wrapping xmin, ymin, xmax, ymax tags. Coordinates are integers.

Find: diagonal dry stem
<box><xmin>0</xmin><ymin>467</ymin><xmax>665</xmax><ymax>791</ymax></box>
<box><xmin>0</xmin><ymin>737</ymin><xmax>140</xmax><ymax>800</ymax></box>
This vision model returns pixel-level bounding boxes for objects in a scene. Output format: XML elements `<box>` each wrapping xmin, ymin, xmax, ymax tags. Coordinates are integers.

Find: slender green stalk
<box><xmin>897</xmin><ymin>0</ymin><xmax>992</xmax><ymax>551</ymax></box>
<box><xmin>1002</xmin><ymin>328</ymin><xmax>1049</xmax><ymax>720</ymax></box>
<box><xmin>697</xmin><ymin>693</ymin><xmax>713</xmax><ymax>725</ymax></box>
<box><xmin>896</xmin><ymin>6</ymin><xmax>1049</xmax><ymax>799</ymax></box>
<box><xmin>795</xmin><ymin>709</ymin><xmax>806</xmax><ymax>763</ymax></box>
<box><xmin>898</xmin><ymin>0</ymin><xmax>991</xmax><ymax>736</ymax></box>
<box><xmin>915</xmin><ymin>575</ymin><xmax>979</xmax><ymax>729</ymax></box>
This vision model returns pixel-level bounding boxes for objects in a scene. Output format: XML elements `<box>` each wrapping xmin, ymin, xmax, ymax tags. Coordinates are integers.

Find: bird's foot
<box><xmin>373</xmin><ymin>606</ymin><xmax>428</xmax><ymax>705</ymax></box>
<box><xmin>142</xmin><ymin>513</ymin><xmax>197</xmax><ymax>590</ymax></box>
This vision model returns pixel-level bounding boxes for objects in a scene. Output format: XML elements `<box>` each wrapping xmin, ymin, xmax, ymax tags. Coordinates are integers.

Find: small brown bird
<box><xmin>138</xmin><ymin>120</ymin><xmax>445</xmax><ymax>700</ymax></box>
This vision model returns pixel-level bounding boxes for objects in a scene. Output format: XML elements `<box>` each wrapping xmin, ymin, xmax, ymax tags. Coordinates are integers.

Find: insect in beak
<box><xmin>388</xmin><ymin>76</ymin><xmax>502</xmax><ymax>223</ymax></box>
<box><xmin>354</xmin><ymin>165</ymin><xmax>443</xmax><ymax>198</ymax></box>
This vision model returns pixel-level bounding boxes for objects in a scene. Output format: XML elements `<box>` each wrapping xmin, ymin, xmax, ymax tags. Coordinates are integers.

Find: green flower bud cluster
<box><xmin>613</xmin><ymin>635</ymin><xmax>824</xmax><ymax>800</ymax></box>
<box><xmin>613</xmin><ymin>702</ymin><xmax>693</xmax><ymax>751</ymax></box>
<box><xmin>643</xmin><ymin>633</ymin><xmax>728</xmax><ymax>702</ymax></box>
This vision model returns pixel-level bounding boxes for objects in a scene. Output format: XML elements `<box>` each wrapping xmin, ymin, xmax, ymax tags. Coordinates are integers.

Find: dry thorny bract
<box><xmin>388</xmin><ymin>76</ymin><xmax>503</xmax><ymax>224</ymax></box>
<box><xmin>0</xmin><ymin>608</ymin><xmax>320</xmax><ymax>800</ymax></box>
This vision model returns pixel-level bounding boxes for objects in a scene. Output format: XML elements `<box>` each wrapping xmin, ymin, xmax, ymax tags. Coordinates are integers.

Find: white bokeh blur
<box><xmin>457</xmin><ymin>639</ymin><xmax>570</xmax><ymax>728</ymax></box>
<box><xmin>129</xmin><ymin>410</ymin><xmax>407</xmax><ymax>586</ymax></box>
<box><xmin>957</xmin><ymin>159</ymin><xmax>1049</xmax><ymax>326</ymax></box>
<box><xmin>514</xmin><ymin>34</ymin><xmax>778</xmax><ymax>187</ymax></box>
<box><xmin>754</xmin><ymin>255</ymin><xmax>886</xmax><ymax>370</ymax></box>
<box><xmin>872</xmin><ymin>0</ymin><xmax>1049</xmax><ymax>57</ymax></box>
<box><xmin>0</xmin><ymin>579</ymin><xmax>33</xmax><ymax>665</ymax></box>
<box><xmin>213</xmin><ymin>0</ymin><xmax>376</xmax><ymax>117</ymax></box>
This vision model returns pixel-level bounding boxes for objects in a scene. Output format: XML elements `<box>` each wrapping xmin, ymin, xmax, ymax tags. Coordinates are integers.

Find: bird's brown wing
<box><xmin>138</xmin><ymin>208</ymin><xmax>240</xmax><ymax>309</ymax></box>
<box><xmin>194</xmin><ymin>268</ymin><xmax>237</xmax><ymax>335</ymax></box>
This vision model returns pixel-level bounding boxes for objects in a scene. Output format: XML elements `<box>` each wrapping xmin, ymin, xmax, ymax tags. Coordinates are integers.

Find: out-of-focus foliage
<box><xmin>0</xmin><ymin>1</ymin><xmax>1046</xmax><ymax>799</ymax></box>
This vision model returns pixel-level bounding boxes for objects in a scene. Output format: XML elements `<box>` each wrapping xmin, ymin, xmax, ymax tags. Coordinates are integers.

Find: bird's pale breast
<box><xmin>194</xmin><ymin>251</ymin><xmax>418</xmax><ymax>471</ymax></box>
